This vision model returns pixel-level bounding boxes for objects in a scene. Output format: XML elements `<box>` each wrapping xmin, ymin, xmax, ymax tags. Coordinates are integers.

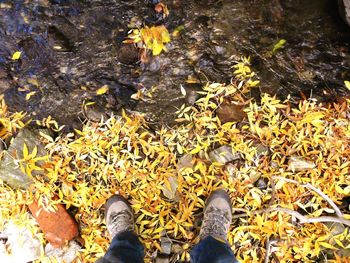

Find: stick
<box><xmin>271</xmin><ymin>176</ymin><xmax>343</xmax><ymax>217</ymax></box>
<box><xmin>232</xmin><ymin>207</ymin><xmax>350</xmax><ymax>228</ymax></box>
<box><xmin>264</xmin><ymin>237</ymin><xmax>271</xmax><ymax>263</ymax></box>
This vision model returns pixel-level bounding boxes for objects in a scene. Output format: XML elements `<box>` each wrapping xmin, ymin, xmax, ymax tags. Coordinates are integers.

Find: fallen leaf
<box><xmin>12</xmin><ymin>51</ymin><xmax>22</xmax><ymax>60</ymax></box>
<box><xmin>96</xmin><ymin>85</ymin><xmax>109</xmax><ymax>95</ymax></box>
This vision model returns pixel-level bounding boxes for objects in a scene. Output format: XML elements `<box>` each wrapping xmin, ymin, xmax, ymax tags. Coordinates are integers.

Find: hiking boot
<box><xmin>199</xmin><ymin>189</ymin><xmax>232</xmax><ymax>242</ymax></box>
<box><xmin>105</xmin><ymin>194</ymin><xmax>134</xmax><ymax>239</ymax></box>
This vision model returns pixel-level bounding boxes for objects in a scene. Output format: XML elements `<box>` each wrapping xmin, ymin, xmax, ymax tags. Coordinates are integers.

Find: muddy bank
<box><xmin>0</xmin><ymin>0</ymin><xmax>349</xmax><ymax>130</ymax></box>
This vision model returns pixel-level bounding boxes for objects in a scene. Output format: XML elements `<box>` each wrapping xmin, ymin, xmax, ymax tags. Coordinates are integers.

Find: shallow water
<box><xmin>0</xmin><ymin>0</ymin><xmax>349</xmax><ymax>129</ymax></box>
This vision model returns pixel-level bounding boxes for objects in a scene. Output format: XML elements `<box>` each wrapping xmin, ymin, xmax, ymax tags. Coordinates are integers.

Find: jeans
<box><xmin>97</xmin><ymin>231</ymin><xmax>239</xmax><ymax>263</ymax></box>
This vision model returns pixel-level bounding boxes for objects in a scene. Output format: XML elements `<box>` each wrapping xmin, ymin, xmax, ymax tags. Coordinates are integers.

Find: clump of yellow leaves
<box><xmin>0</xmin><ymin>96</ymin><xmax>45</xmax><ymax>258</ymax></box>
<box><xmin>124</xmin><ymin>25</ymin><xmax>171</xmax><ymax>56</ymax></box>
<box><xmin>0</xmin><ymin>95</ymin><xmax>26</xmax><ymax>140</ymax></box>
<box><xmin>1</xmin><ymin>59</ymin><xmax>350</xmax><ymax>262</ymax></box>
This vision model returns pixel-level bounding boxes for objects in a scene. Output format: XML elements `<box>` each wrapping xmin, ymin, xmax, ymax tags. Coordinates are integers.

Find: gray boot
<box><xmin>105</xmin><ymin>195</ymin><xmax>134</xmax><ymax>239</ymax></box>
<box><xmin>199</xmin><ymin>190</ymin><xmax>232</xmax><ymax>242</ymax></box>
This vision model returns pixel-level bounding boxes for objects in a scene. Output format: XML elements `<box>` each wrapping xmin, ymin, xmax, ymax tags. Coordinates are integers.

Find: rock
<box><xmin>288</xmin><ymin>156</ymin><xmax>315</xmax><ymax>172</ymax></box>
<box><xmin>28</xmin><ymin>199</ymin><xmax>79</xmax><ymax>248</ymax></box>
<box><xmin>117</xmin><ymin>44</ymin><xmax>139</xmax><ymax>65</ymax></box>
<box><xmin>185</xmin><ymin>90</ymin><xmax>198</xmax><ymax>105</ymax></box>
<box><xmin>0</xmin><ymin>128</ymin><xmax>50</xmax><ymax>189</ymax></box>
<box><xmin>177</xmin><ymin>154</ymin><xmax>193</xmax><ymax>170</ymax></box>
<box><xmin>160</xmin><ymin>237</ymin><xmax>172</xmax><ymax>255</ymax></box>
<box><xmin>255</xmin><ymin>178</ymin><xmax>268</xmax><ymax>190</ymax></box>
<box><xmin>83</xmin><ymin>103</ymin><xmax>108</xmax><ymax>122</ymax></box>
<box><xmin>209</xmin><ymin>145</ymin><xmax>240</xmax><ymax>164</ymax></box>
<box><xmin>156</xmin><ymin>256</ymin><xmax>170</xmax><ymax>263</ymax></box>
<box><xmin>338</xmin><ymin>0</ymin><xmax>350</xmax><ymax>27</ymax></box>
<box><xmin>0</xmin><ymin>220</ymin><xmax>41</xmax><ymax>262</ymax></box>
<box><xmin>45</xmin><ymin>240</ymin><xmax>81</xmax><ymax>263</ymax></box>
<box><xmin>216</xmin><ymin>102</ymin><xmax>247</xmax><ymax>123</ymax></box>
<box><xmin>162</xmin><ymin>176</ymin><xmax>179</xmax><ymax>201</ymax></box>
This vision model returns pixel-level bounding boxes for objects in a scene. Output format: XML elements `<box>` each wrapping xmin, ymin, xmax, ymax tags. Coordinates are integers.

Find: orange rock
<box><xmin>28</xmin><ymin>199</ymin><xmax>78</xmax><ymax>248</ymax></box>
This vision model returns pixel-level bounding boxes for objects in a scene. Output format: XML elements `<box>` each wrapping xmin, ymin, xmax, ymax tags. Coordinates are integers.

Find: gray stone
<box><xmin>160</xmin><ymin>237</ymin><xmax>172</xmax><ymax>255</ymax></box>
<box><xmin>338</xmin><ymin>0</ymin><xmax>350</xmax><ymax>27</ymax></box>
<box><xmin>162</xmin><ymin>176</ymin><xmax>179</xmax><ymax>201</ymax></box>
<box><xmin>156</xmin><ymin>256</ymin><xmax>170</xmax><ymax>263</ymax></box>
<box><xmin>1</xmin><ymin>220</ymin><xmax>41</xmax><ymax>262</ymax></box>
<box><xmin>0</xmin><ymin>128</ymin><xmax>50</xmax><ymax>189</ymax></box>
<box><xmin>209</xmin><ymin>145</ymin><xmax>240</xmax><ymax>164</ymax></box>
<box><xmin>45</xmin><ymin>240</ymin><xmax>81</xmax><ymax>263</ymax></box>
<box><xmin>177</xmin><ymin>154</ymin><xmax>193</xmax><ymax>170</ymax></box>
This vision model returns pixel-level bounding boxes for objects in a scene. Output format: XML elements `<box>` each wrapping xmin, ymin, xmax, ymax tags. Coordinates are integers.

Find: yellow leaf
<box><xmin>12</xmin><ymin>51</ymin><xmax>22</xmax><ymax>60</ymax></box>
<box><xmin>345</xmin><ymin>80</ymin><xmax>350</xmax><ymax>91</ymax></box>
<box><xmin>32</xmin><ymin>146</ymin><xmax>37</xmax><ymax>158</ymax></box>
<box><xmin>25</xmin><ymin>91</ymin><xmax>36</xmax><ymax>100</ymax></box>
<box><xmin>23</xmin><ymin>143</ymin><xmax>29</xmax><ymax>158</ymax></box>
<box><xmin>96</xmin><ymin>85</ymin><xmax>109</xmax><ymax>95</ymax></box>
<box><xmin>152</xmin><ymin>40</ymin><xmax>163</xmax><ymax>56</ymax></box>
<box><xmin>319</xmin><ymin>242</ymin><xmax>337</xmax><ymax>250</ymax></box>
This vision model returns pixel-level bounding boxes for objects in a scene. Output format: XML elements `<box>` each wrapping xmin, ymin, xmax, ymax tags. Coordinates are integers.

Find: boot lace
<box><xmin>108</xmin><ymin>210</ymin><xmax>134</xmax><ymax>238</ymax></box>
<box><xmin>200</xmin><ymin>207</ymin><xmax>230</xmax><ymax>240</ymax></box>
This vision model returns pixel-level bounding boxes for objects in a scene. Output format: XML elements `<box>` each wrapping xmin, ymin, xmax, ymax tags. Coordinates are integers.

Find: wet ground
<box><xmin>0</xmin><ymin>0</ymin><xmax>349</xmax><ymax>130</ymax></box>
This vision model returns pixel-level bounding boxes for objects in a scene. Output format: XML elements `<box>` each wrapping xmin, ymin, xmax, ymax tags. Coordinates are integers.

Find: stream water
<box><xmin>0</xmin><ymin>0</ymin><xmax>349</xmax><ymax>130</ymax></box>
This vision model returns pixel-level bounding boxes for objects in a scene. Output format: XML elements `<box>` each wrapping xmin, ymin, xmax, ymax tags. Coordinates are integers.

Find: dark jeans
<box><xmin>97</xmin><ymin>231</ymin><xmax>239</xmax><ymax>263</ymax></box>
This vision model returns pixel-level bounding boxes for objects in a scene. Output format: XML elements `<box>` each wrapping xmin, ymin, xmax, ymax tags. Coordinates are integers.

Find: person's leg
<box><xmin>96</xmin><ymin>195</ymin><xmax>144</xmax><ymax>263</ymax></box>
<box><xmin>190</xmin><ymin>190</ymin><xmax>239</xmax><ymax>263</ymax></box>
<box><xmin>190</xmin><ymin>236</ymin><xmax>238</xmax><ymax>263</ymax></box>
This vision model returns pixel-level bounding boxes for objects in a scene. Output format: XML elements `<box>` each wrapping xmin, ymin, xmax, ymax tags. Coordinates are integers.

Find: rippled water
<box><xmin>0</xmin><ymin>0</ymin><xmax>349</xmax><ymax>129</ymax></box>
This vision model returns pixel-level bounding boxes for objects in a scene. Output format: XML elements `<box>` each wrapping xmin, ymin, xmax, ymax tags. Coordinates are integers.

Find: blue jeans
<box><xmin>97</xmin><ymin>231</ymin><xmax>239</xmax><ymax>263</ymax></box>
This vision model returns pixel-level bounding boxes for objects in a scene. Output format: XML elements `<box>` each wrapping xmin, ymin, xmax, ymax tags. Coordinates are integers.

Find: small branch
<box><xmin>269</xmin><ymin>207</ymin><xmax>350</xmax><ymax>227</ymax></box>
<box><xmin>232</xmin><ymin>208</ymin><xmax>248</xmax><ymax>213</ymax></box>
<box><xmin>264</xmin><ymin>238</ymin><xmax>271</xmax><ymax>263</ymax></box>
<box><xmin>269</xmin><ymin>178</ymin><xmax>276</xmax><ymax>206</ymax></box>
<box><xmin>232</xmin><ymin>206</ymin><xmax>350</xmax><ymax>228</ymax></box>
<box><xmin>271</xmin><ymin>176</ymin><xmax>343</xmax><ymax>217</ymax></box>
<box><xmin>264</xmin><ymin>238</ymin><xmax>278</xmax><ymax>263</ymax></box>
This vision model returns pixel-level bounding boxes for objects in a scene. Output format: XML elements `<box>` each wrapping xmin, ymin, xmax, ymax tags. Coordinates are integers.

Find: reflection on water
<box><xmin>0</xmin><ymin>0</ymin><xmax>349</xmax><ymax>129</ymax></box>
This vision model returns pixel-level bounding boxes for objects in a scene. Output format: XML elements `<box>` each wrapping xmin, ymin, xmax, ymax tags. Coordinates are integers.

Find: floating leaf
<box><xmin>345</xmin><ymin>80</ymin><xmax>350</xmax><ymax>91</ymax></box>
<box><xmin>25</xmin><ymin>91</ymin><xmax>36</xmax><ymax>100</ymax></box>
<box><xmin>272</xmin><ymin>39</ymin><xmax>286</xmax><ymax>54</ymax></box>
<box><xmin>12</xmin><ymin>51</ymin><xmax>22</xmax><ymax>60</ymax></box>
<box><xmin>96</xmin><ymin>85</ymin><xmax>109</xmax><ymax>95</ymax></box>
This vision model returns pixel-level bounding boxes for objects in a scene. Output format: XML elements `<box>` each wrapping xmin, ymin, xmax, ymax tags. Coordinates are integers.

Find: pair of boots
<box><xmin>99</xmin><ymin>190</ymin><xmax>238</xmax><ymax>262</ymax></box>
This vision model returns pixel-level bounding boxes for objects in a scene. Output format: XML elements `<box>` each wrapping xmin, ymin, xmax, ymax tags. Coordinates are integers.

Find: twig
<box><xmin>264</xmin><ymin>238</ymin><xmax>278</xmax><ymax>263</ymax></box>
<box><xmin>269</xmin><ymin>207</ymin><xmax>350</xmax><ymax>227</ymax></box>
<box><xmin>232</xmin><ymin>208</ymin><xmax>248</xmax><ymax>213</ymax></box>
<box><xmin>264</xmin><ymin>237</ymin><xmax>271</xmax><ymax>263</ymax></box>
<box><xmin>232</xmin><ymin>206</ymin><xmax>350</xmax><ymax>228</ymax></box>
<box><xmin>269</xmin><ymin>178</ymin><xmax>276</xmax><ymax>206</ymax></box>
<box><xmin>271</xmin><ymin>176</ymin><xmax>343</xmax><ymax>217</ymax></box>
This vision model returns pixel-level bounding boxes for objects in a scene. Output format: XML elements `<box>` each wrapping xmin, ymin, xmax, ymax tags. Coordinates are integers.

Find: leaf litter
<box><xmin>0</xmin><ymin>59</ymin><xmax>350</xmax><ymax>262</ymax></box>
